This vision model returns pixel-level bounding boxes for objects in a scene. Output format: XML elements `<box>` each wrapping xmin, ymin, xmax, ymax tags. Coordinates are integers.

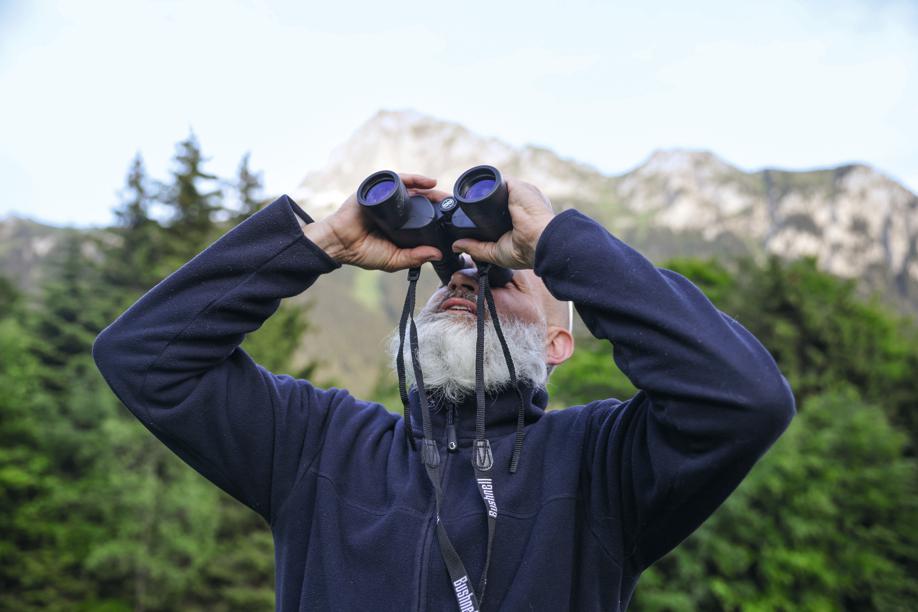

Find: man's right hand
<box><xmin>302</xmin><ymin>173</ymin><xmax>445</xmax><ymax>272</ymax></box>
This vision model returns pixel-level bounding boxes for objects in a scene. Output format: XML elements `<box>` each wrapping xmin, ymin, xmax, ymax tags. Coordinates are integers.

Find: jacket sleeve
<box><xmin>92</xmin><ymin>195</ymin><xmax>342</xmax><ymax>524</ymax></box>
<box><xmin>533</xmin><ymin>209</ymin><xmax>796</xmax><ymax>571</ymax></box>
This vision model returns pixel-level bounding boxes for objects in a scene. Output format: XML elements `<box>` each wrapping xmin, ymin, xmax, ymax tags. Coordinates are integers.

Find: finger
<box><xmin>386</xmin><ymin>245</ymin><xmax>443</xmax><ymax>271</ymax></box>
<box><xmin>399</xmin><ymin>173</ymin><xmax>437</xmax><ymax>189</ymax></box>
<box><xmin>507</xmin><ymin>178</ymin><xmax>553</xmax><ymax>212</ymax></box>
<box><xmin>409</xmin><ymin>187</ymin><xmax>452</xmax><ymax>202</ymax></box>
<box><xmin>451</xmin><ymin>238</ymin><xmax>500</xmax><ymax>265</ymax></box>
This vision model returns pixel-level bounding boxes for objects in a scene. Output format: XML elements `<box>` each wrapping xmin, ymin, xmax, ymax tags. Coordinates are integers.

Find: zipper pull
<box><xmin>447</xmin><ymin>407</ymin><xmax>458</xmax><ymax>452</ymax></box>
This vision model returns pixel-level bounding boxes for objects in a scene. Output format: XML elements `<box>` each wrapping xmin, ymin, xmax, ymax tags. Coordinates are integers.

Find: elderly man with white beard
<box><xmin>93</xmin><ymin>172</ymin><xmax>796</xmax><ymax>612</ymax></box>
<box><xmin>390</xmin><ymin>256</ymin><xmax>571</xmax><ymax>406</ymax></box>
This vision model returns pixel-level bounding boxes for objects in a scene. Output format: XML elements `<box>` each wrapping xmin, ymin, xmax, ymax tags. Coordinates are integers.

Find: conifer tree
<box><xmin>0</xmin><ymin>274</ymin><xmax>20</xmax><ymax>318</ymax></box>
<box><xmin>231</xmin><ymin>152</ymin><xmax>268</xmax><ymax>224</ymax></box>
<box><xmin>30</xmin><ymin>233</ymin><xmax>108</xmax><ymax>394</ymax></box>
<box><xmin>0</xmin><ymin>277</ymin><xmax>50</xmax><ymax>610</ymax></box>
<box><xmin>634</xmin><ymin>389</ymin><xmax>918</xmax><ymax>611</ymax></box>
<box><xmin>158</xmin><ymin>132</ymin><xmax>223</xmax><ymax>264</ymax></box>
<box><xmin>99</xmin><ymin>153</ymin><xmax>165</xmax><ymax>312</ymax></box>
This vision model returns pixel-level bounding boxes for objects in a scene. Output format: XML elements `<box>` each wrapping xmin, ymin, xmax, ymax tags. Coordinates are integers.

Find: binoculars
<box><xmin>356</xmin><ymin>165</ymin><xmax>514</xmax><ymax>286</ymax></box>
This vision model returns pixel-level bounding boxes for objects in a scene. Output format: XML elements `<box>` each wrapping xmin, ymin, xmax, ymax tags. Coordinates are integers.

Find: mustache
<box><xmin>426</xmin><ymin>287</ymin><xmax>494</xmax><ymax>322</ymax></box>
<box><xmin>439</xmin><ymin>288</ymin><xmax>477</xmax><ymax>306</ymax></box>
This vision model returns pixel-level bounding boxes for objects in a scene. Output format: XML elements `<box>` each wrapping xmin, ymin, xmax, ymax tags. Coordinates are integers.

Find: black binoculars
<box><xmin>356</xmin><ymin>165</ymin><xmax>514</xmax><ymax>286</ymax></box>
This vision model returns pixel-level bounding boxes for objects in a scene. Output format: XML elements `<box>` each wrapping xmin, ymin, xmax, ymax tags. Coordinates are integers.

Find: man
<box><xmin>93</xmin><ymin>172</ymin><xmax>795</xmax><ymax>611</ymax></box>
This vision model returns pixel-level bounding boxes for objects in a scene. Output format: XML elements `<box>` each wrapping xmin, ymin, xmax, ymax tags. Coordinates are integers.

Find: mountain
<box><xmin>297</xmin><ymin>111</ymin><xmax>918</xmax><ymax>302</ymax></box>
<box><xmin>0</xmin><ymin>215</ymin><xmax>75</xmax><ymax>297</ymax></box>
<box><xmin>290</xmin><ymin>111</ymin><xmax>918</xmax><ymax>392</ymax></box>
<box><xmin>3</xmin><ymin>110</ymin><xmax>917</xmax><ymax>395</ymax></box>
<box><xmin>294</xmin><ymin>110</ymin><xmax>616</xmax><ymax>219</ymax></box>
<box><xmin>614</xmin><ymin>150</ymin><xmax>918</xmax><ymax>301</ymax></box>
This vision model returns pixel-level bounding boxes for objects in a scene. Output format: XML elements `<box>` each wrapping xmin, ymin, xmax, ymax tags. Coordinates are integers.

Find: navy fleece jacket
<box><xmin>92</xmin><ymin>195</ymin><xmax>795</xmax><ymax>611</ymax></box>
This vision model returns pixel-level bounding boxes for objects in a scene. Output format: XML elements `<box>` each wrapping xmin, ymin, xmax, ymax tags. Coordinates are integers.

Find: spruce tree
<box><xmin>30</xmin><ymin>233</ymin><xmax>108</xmax><ymax>394</ymax></box>
<box><xmin>634</xmin><ymin>389</ymin><xmax>918</xmax><ymax>611</ymax></box>
<box><xmin>0</xmin><ymin>278</ymin><xmax>48</xmax><ymax>610</ymax></box>
<box><xmin>231</xmin><ymin>152</ymin><xmax>268</xmax><ymax>224</ymax></box>
<box><xmin>158</xmin><ymin>132</ymin><xmax>223</xmax><ymax>266</ymax></box>
<box><xmin>99</xmin><ymin>153</ymin><xmax>165</xmax><ymax>313</ymax></box>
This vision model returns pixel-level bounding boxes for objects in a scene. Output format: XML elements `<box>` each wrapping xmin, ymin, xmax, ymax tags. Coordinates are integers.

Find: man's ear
<box><xmin>545</xmin><ymin>325</ymin><xmax>574</xmax><ymax>366</ymax></box>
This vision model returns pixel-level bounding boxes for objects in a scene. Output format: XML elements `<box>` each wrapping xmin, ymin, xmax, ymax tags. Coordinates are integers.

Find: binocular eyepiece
<box><xmin>357</xmin><ymin>165</ymin><xmax>514</xmax><ymax>286</ymax></box>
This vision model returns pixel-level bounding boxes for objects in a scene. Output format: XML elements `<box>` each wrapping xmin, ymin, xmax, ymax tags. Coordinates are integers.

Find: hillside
<box><xmin>3</xmin><ymin>110</ymin><xmax>916</xmax><ymax>394</ymax></box>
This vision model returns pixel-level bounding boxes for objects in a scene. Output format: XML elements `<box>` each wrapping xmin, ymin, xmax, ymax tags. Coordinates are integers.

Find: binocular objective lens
<box><xmin>364</xmin><ymin>179</ymin><xmax>396</xmax><ymax>204</ymax></box>
<box><xmin>462</xmin><ymin>178</ymin><xmax>496</xmax><ymax>201</ymax></box>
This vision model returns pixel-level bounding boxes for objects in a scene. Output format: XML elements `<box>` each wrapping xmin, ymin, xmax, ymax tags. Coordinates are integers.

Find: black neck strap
<box><xmin>474</xmin><ymin>264</ymin><xmax>528</xmax><ymax>473</ymax></box>
<box><xmin>396</xmin><ymin>267</ymin><xmax>420</xmax><ymax>451</ymax></box>
<box><xmin>395</xmin><ymin>265</ymin><xmax>526</xmax><ymax>611</ymax></box>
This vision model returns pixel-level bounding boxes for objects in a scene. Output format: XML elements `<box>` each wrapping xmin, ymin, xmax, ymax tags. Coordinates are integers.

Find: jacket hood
<box><xmin>407</xmin><ymin>382</ymin><xmax>549</xmax><ymax>445</ymax></box>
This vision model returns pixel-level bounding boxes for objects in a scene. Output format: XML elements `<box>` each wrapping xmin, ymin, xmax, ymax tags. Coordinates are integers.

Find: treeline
<box><xmin>550</xmin><ymin>257</ymin><xmax>918</xmax><ymax>609</ymax></box>
<box><xmin>1</xmin><ymin>135</ymin><xmax>917</xmax><ymax>610</ymax></box>
<box><xmin>0</xmin><ymin>135</ymin><xmax>311</xmax><ymax>611</ymax></box>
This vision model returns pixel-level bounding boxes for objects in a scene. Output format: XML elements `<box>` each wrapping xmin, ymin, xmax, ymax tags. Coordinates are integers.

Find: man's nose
<box><xmin>447</xmin><ymin>267</ymin><xmax>479</xmax><ymax>294</ymax></box>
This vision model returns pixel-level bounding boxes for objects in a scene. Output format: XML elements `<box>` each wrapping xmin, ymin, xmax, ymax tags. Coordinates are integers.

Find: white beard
<box><xmin>387</xmin><ymin>308</ymin><xmax>549</xmax><ymax>404</ymax></box>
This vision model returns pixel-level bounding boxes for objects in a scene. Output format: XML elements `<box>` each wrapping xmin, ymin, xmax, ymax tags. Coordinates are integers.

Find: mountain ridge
<box><xmin>3</xmin><ymin>109</ymin><xmax>916</xmax><ymax>394</ymax></box>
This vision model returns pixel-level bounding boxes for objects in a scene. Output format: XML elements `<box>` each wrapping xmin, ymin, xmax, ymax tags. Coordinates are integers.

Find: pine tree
<box><xmin>115</xmin><ymin>153</ymin><xmax>156</xmax><ymax>231</ymax></box>
<box><xmin>231</xmin><ymin>152</ymin><xmax>268</xmax><ymax>224</ymax></box>
<box><xmin>30</xmin><ymin>233</ymin><xmax>108</xmax><ymax>394</ymax></box>
<box><xmin>0</xmin><ymin>278</ymin><xmax>49</xmax><ymax>610</ymax></box>
<box><xmin>634</xmin><ymin>389</ymin><xmax>918</xmax><ymax>610</ymax></box>
<box><xmin>99</xmin><ymin>153</ymin><xmax>165</xmax><ymax>313</ymax></box>
<box><xmin>13</xmin><ymin>239</ymin><xmax>135</xmax><ymax>609</ymax></box>
<box><xmin>2</xmin><ymin>134</ymin><xmax>343</xmax><ymax>609</ymax></box>
<box><xmin>158</xmin><ymin>132</ymin><xmax>223</xmax><ymax>265</ymax></box>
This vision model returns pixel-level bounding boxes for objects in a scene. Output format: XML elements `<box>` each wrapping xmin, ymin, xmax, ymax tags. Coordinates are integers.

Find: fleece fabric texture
<box><xmin>93</xmin><ymin>195</ymin><xmax>796</xmax><ymax>612</ymax></box>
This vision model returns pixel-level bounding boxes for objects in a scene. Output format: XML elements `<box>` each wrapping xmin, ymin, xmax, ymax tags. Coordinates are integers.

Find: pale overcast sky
<box><xmin>1</xmin><ymin>0</ymin><xmax>916</xmax><ymax>226</ymax></box>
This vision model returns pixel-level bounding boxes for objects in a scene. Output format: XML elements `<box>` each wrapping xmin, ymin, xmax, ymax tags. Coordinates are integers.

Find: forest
<box><xmin>1</xmin><ymin>135</ymin><xmax>916</xmax><ymax>611</ymax></box>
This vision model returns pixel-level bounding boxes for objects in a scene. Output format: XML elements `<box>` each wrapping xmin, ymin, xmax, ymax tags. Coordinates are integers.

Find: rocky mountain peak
<box><xmin>634</xmin><ymin>149</ymin><xmax>736</xmax><ymax>178</ymax></box>
<box><xmin>294</xmin><ymin>110</ymin><xmax>511</xmax><ymax>215</ymax></box>
<box><xmin>289</xmin><ymin>110</ymin><xmax>918</xmax><ymax>310</ymax></box>
<box><xmin>293</xmin><ymin>109</ymin><xmax>611</xmax><ymax>216</ymax></box>
<box><xmin>618</xmin><ymin>148</ymin><xmax>751</xmax><ymax>219</ymax></box>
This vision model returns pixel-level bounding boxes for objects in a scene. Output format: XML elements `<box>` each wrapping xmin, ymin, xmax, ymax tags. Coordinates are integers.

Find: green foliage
<box><xmin>633</xmin><ymin>388</ymin><xmax>918</xmax><ymax>611</ymax></box>
<box><xmin>98</xmin><ymin>153</ymin><xmax>167</xmax><ymax>311</ymax></box>
<box><xmin>667</xmin><ymin>255</ymin><xmax>918</xmax><ymax>448</ymax></box>
<box><xmin>352</xmin><ymin>268</ymin><xmax>384</xmax><ymax>312</ymax></box>
<box><xmin>539</xmin><ymin>254</ymin><xmax>918</xmax><ymax>609</ymax></box>
<box><xmin>0</xmin><ymin>313</ymin><xmax>50</xmax><ymax>611</ymax></box>
<box><xmin>80</xmin><ymin>402</ymin><xmax>221</xmax><ymax>611</ymax></box>
<box><xmin>241</xmin><ymin>299</ymin><xmax>316</xmax><ymax>378</ymax></box>
<box><xmin>230</xmin><ymin>152</ymin><xmax>269</xmax><ymax>224</ymax></box>
<box><xmin>662</xmin><ymin>256</ymin><xmax>735</xmax><ymax>307</ymax></box>
<box><xmin>29</xmin><ymin>234</ymin><xmax>111</xmax><ymax>394</ymax></box>
<box><xmin>3</xmin><ymin>134</ymin><xmax>918</xmax><ymax>610</ymax></box>
<box><xmin>367</xmin><ymin>362</ymin><xmax>405</xmax><ymax>414</ymax></box>
<box><xmin>0</xmin><ymin>274</ymin><xmax>20</xmax><ymax>316</ymax></box>
<box><xmin>157</xmin><ymin>133</ymin><xmax>225</xmax><ymax>268</ymax></box>
<box><xmin>186</xmin><ymin>495</ymin><xmax>275</xmax><ymax>611</ymax></box>
<box><xmin>548</xmin><ymin>333</ymin><xmax>636</xmax><ymax>409</ymax></box>
<box><xmin>0</xmin><ymin>138</ymin><xmax>312</xmax><ymax>610</ymax></box>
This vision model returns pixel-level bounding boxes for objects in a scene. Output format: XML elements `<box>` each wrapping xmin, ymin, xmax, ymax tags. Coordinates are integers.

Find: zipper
<box><xmin>415</xmin><ymin>497</ymin><xmax>436</xmax><ymax>612</ymax></box>
<box><xmin>417</xmin><ymin>442</ymin><xmax>455</xmax><ymax>611</ymax></box>
<box><xmin>446</xmin><ymin>406</ymin><xmax>458</xmax><ymax>453</ymax></box>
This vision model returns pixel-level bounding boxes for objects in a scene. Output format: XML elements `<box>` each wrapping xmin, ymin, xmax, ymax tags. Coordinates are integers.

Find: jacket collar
<box><xmin>407</xmin><ymin>382</ymin><xmax>549</xmax><ymax>442</ymax></box>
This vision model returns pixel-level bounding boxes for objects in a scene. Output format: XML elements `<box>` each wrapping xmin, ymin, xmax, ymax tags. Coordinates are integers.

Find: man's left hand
<box><xmin>451</xmin><ymin>178</ymin><xmax>555</xmax><ymax>269</ymax></box>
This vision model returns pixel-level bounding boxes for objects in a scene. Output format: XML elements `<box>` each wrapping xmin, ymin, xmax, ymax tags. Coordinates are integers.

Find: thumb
<box><xmin>452</xmin><ymin>239</ymin><xmax>500</xmax><ymax>265</ymax></box>
<box><xmin>387</xmin><ymin>246</ymin><xmax>442</xmax><ymax>271</ymax></box>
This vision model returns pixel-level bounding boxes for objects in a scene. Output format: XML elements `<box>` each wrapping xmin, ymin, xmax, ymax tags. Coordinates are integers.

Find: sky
<box><xmin>1</xmin><ymin>0</ymin><xmax>916</xmax><ymax>227</ymax></box>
